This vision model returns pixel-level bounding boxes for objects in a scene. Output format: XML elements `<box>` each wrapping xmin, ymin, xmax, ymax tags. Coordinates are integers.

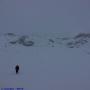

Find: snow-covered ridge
<box><xmin>0</xmin><ymin>32</ymin><xmax>90</xmax><ymax>48</ymax></box>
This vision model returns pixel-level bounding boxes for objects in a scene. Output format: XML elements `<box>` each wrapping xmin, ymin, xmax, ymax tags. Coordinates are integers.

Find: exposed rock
<box><xmin>9</xmin><ymin>41</ymin><xmax>17</xmax><ymax>44</ymax></box>
<box><xmin>61</xmin><ymin>37</ymin><xmax>70</xmax><ymax>40</ymax></box>
<box><xmin>74</xmin><ymin>33</ymin><xmax>90</xmax><ymax>39</ymax></box>
<box><xmin>8</xmin><ymin>35</ymin><xmax>34</xmax><ymax>46</ymax></box>
<box><xmin>5</xmin><ymin>33</ymin><xmax>16</xmax><ymax>36</ymax></box>
<box><xmin>22</xmin><ymin>41</ymin><xmax>34</xmax><ymax>46</ymax></box>
<box><xmin>1</xmin><ymin>32</ymin><xmax>90</xmax><ymax>48</ymax></box>
<box><xmin>48</xmin><ymin>39</ymin><xmax>55</xmax><ymax>43</ymax></box>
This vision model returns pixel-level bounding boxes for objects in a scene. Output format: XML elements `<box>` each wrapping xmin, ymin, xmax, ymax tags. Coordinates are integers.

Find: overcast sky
<box><xmin>0</xmin><ymin>0</ymin><xmax>90</xmax><ymax>34</ymax></box>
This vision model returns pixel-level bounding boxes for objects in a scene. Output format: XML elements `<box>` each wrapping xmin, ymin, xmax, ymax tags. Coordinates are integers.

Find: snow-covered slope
<box><xmin>0</xmin><ymin>40</ymin><xmax>90</xmax><ymax>90</ymax></box>
<box><xmin>0</xmin><ymin>32</ymin><xmax>90</xmax><ymax>90</ymax></box>
<box><xmin>0</xmin><ymin>0</ymin><xmax>90</xmax><ymax>89</ymax></box>
<box><xmin>0</xmin><ymin>32</ymin><xmax>90</xmax><ymax>54</ymax></box>
<box><xmin>0</xmin><ymin>32</ymin><xmax>90</xmax><ymax>48</ymax></box>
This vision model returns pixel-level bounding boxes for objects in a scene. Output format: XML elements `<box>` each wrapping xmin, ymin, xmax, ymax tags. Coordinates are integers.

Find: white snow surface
<box><xmin>0</xmin><ymin>42</ymin><xmax>90</xmax><ymax>90</ymax></box>
<box><xmin>0</xmin><ymin>0</ymin><xmax>90</xmax><ymax>89</ymax></box>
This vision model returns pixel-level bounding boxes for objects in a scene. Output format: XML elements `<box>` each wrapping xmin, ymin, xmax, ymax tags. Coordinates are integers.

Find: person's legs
<box><xmin>16</xmin><ymin>69</ymin><xmax>19</xmax><ymax>74</ymax></box>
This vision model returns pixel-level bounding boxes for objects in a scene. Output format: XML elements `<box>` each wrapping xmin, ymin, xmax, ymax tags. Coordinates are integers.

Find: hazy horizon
<box><xmin>0</xmin><ymin>0</ymin><xmax>90</xmax><ymax>34</ymax></box>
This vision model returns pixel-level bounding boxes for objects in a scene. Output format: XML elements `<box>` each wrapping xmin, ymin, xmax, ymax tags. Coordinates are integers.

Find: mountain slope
<box><xmin>0</xmin><ymin>33</ymin><xmax>90</xmax><ymax>53</ymax></box>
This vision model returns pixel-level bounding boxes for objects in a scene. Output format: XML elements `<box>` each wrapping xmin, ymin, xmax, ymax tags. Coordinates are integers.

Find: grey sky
<box><xmin>0</xmin><ymin>0</ymin><xmax>90</xmax><ymax>34</ymax></box>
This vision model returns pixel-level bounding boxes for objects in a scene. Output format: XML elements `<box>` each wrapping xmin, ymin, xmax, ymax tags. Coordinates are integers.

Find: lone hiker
<box><xmin>15</xmin><ymin>64</ymin><xmax>19</xmax><ymax>74</ymax></box>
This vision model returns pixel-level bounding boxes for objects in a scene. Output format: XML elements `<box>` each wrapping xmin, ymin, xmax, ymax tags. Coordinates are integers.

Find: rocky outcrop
<box><xmin>0</xmin><ymin>32</ymin><xmax>90</xmax><ymax>48</ymax></box>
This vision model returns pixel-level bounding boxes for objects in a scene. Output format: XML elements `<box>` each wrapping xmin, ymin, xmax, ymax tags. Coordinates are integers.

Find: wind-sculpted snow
<box><xmin>0</xmin><ymin>32</ymin><xmax>90</xmax><ymax>48</ymax></box>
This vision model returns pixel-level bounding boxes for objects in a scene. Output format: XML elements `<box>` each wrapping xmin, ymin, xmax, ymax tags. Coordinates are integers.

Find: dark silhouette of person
<box><xmin>15</xmin><ymin>64</ymin><xmax>19</xmax><ymax>74</ymax></box>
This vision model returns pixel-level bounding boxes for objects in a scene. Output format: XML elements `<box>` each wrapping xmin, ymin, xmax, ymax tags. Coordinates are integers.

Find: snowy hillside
<box><xmin>0</xmin><ymin>32</ymin><xmax>90</xmax><ymax>54</ymax></box>
<box><xmin>0</xmin><ymin>34</ymin><xmax>90</xmax><ymax>90</ymax></box>
<box><xmin>0</xmin><ymin>32</ymin><xmax>90</xmax><ymax>48</ymax></box>
<box><xmin>0</xmin><ymin>0</ymin><xmax>90</xmax><ymax>89</ymax></box>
